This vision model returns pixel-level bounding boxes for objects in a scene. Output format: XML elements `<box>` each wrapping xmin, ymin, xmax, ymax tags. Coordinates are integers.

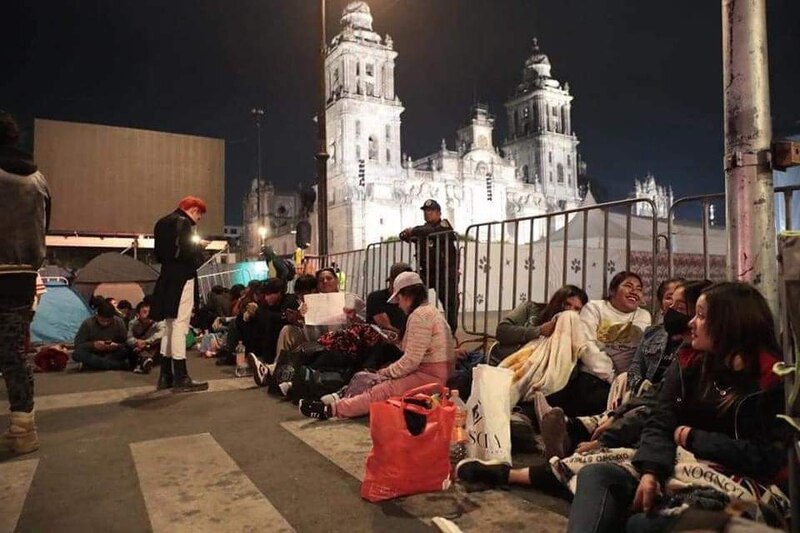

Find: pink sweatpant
<box><xmin>332</xmin><ymin>362</ymin><xmax>451</xmax><ymax>418</ymax></box>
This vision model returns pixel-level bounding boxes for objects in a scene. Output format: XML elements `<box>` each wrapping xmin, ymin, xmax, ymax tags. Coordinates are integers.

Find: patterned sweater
<box><xmin>379</xmin><ymin>303</ymin><xmax>454</xmax><ymax>379</ymax></box>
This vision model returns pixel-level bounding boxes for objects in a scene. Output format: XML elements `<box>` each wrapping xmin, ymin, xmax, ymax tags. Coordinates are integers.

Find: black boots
<box><xmin>156</xmin><ymin>358</ymin><xmax>173</xmax><ymax>391</ymax></box>
<box><xmin>172</xmin><ymin>359</ymin><xmax>209</xmax><ymax>393</ymax></box>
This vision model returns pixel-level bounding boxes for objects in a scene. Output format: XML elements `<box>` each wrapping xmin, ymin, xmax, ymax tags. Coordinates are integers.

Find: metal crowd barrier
<box><xmin>363</xmin><ymin>240</ymin><xmax>417</xmax><ymax>295</ymax></box>
<box><xmin>461</xmin><ymin>198</ymin><xmax>659</xmax><ymax>338</ymax></box>
<box><xmin>319</xmin><ymin>248</ymin><xmax>367</xmax><ymax>297</ymax></box>
<box><xmin>197</xmin><ymin>268</ymin><xmax>254</xmax><ymax>303</ymax></box>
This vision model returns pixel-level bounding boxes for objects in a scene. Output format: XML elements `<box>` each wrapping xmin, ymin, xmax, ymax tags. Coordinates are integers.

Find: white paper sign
<box><xmin>304</xmin><ymin>292</ymin><xmax>346</xmax><ymax>326</ymax></box>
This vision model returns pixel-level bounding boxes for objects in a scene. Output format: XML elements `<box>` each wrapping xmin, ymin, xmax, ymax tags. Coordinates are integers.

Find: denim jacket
<box><xmin>626</xmin><ymin>325</ymin><xmax>671</xmax><ymax>393</ymax></box>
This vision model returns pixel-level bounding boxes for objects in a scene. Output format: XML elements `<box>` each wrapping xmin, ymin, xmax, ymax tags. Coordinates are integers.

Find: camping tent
<box><xmin>72</xmin><ymin>252</ymin><xmax>159</xmax><ymax>305</ymax></box>
<box><xmin>31</xmin><ymin>285</ymin><xmax>92</xmax><ymax>344</ymax></box>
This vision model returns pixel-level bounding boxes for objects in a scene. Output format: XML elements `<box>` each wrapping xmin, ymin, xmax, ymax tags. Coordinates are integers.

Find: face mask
<box><xmin>663</xmin><ymin>308</ymin><xmax>690</xmax><ymax>336</ymax></box>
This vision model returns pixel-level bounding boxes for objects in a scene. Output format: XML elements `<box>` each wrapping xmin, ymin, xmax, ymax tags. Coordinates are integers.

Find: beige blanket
<box><xmin>499</xmin><ymin>310</ymin><xmax>589</xmax><ymax>404</ymax></box>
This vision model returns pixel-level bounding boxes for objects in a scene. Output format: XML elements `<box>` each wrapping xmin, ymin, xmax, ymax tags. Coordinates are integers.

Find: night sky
<box><xmin>3</xmin><ymin>0</ymin><xmax>799</xmax><ymax>226</ymax></box>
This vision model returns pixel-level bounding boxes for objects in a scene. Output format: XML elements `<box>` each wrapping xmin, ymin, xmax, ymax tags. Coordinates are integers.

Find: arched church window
<box><xmin>548</xmin><ymin>152</ymin><xmax>552</xmax><ymax>164</ymax></box>
<box><xmin>522</xmin><ymin>165</ymin><xmax>529</xmax><ymax>181</ymax></box>
<box><xmin>366</xmin><ymin>63</ymin><xmax>374</xmax><ymax>76</ymax></box>
<box><xmin>369</xmin><ymin>136</ymin><xmax>378</xmax><ymax>161</ymax></box>
<box><xmin>567</xmin><ymin>155</ymin><xmax>572</xmax><ymax>168</ymax></box>
<box><xmin>356</xmin><ymin>62</ymin><xmax>360</xmax><ymax>75</ymax></box>
<box><xmin>355</xmin><ymin>120</ymin><xmax>361</xmax><ymax>138</ymax></box>
<box><xmin>557</xmin><ymin>164</ymin><xmax>564</xmax><ymax>183</ymax></box>
<box><xmin>385</xmin><ymin>124</ymin><xmax>391</xmax><ymax>141</ymax></box>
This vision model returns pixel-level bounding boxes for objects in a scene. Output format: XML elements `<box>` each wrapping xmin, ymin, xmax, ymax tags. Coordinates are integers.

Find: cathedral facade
<box><xmin>320</xmin><ymin>1</ymin><xmax>588</xmax><ymax>253</ymax></box>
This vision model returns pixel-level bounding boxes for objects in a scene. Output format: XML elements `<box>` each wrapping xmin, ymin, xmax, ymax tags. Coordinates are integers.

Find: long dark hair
<box><xmin>698</xmin><ymin>282</ymin><xmax>781</xmax><ymax>408</ymax></box>
<box><xmin>398</xmin><ymin>283</ymin><xmax>428</xmax><ymax>315</ymax></box>
<box><xmin>536</xmin><ymin>285</ymin><xmax>589</xmax><ymax>326</ymax></box>
<box><xmin>679</xmin><ymin>279</ymin><xmax>712</xmax><ymax>317</ymax></box>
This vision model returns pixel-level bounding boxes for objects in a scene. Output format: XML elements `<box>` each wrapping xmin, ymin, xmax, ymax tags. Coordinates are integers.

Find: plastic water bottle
<box><xmin>449</xmin><ymin>390</ymin><xmax>468</xmax><ymax>467</ymax></box>
<box><xmin>234</xmin><ymin>341</ymin><xmax>249</xmax><ymax>378</ymax></box>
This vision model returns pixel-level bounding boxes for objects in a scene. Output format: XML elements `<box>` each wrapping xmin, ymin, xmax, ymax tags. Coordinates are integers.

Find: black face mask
<box><xmin>663</xmin><ymin>308</ymin><xmax>690</xmax><ymax>336</ymax></box>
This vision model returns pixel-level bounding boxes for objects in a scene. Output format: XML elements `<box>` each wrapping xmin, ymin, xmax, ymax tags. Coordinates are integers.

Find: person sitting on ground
<box><xmin>72</xmin><ymin>300</ymin><xmax>132</xmax><ymax>371</ymax></box>
<box><xmin>543</xmin><ymin>271</ymin><xmax>651</xmax><ymax>417</ymax></box>
<box><xmin>653</xmin><ymin>277</ymin><xmax>684</xmax><ymax>324</ymax></box>
<box><xmin>231</xmin><ymin>280</ymin><xmax>261</xmax><ymax>317</ymax></box>
<box><xmin>493</xmin><ymin>285</ymin><xmax>588</xmax><ymax>365</ymax></box>
<box><xmin>117</xmin><ymin>299</ymin><xmax>135</xmax><ymax>326</ymax></box>
<box><xmin>206</xmin><ymin>285</ymin><xmax>232</xmax><ymax>318</ymax></box>
<box><xmin>299</xmin><ymin>271</ymin><xmax>454</xmax><ymax>419</ymax></box>
<box><xmin>273</xmin><ymin>274</ymin><xmax>318</xmax><ymax>356</ymax></box>
<box><xmin>302</xmin><ymin>267</ymin><xmax>366</xmax><ymax>341</ymax></box>
<box><xmin>366</xmin><ymin>262</ymin><xmax>413</xmax><ymax>337</ymax></box>
<box><xmin>534</xmin><ymin>279</ymin><xmax>712</xmax><ymax>459</ymax></box>
<box><xmin>127</xmin><ymin>301</ymin><xmax>165</xmax><ymax>375</ymax></box>
<box><xmin>456</xmin><ymin>281</ymin><xmax>788</xmax><ymax>532</ymax></box>
<box><xmin>242</xmin><ymin>278</ymin><xmax>299</xmax><ymax>369</ymax></box>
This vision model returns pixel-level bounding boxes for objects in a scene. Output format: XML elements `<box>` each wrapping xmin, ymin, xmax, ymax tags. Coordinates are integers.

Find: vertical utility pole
<box><xmin>316</xmin><ymin>0</ymin><xmax>330</xmax><ymax>255</ymax></box>
<box><xmin>251</xmin><ymin>107</ymin><xmax>265</xmax><ymax>248</ymax></box>
<box><xmin>722</xmin><ymin>0</ymin><xmax>778</xmax><ymax>315</ymax></box>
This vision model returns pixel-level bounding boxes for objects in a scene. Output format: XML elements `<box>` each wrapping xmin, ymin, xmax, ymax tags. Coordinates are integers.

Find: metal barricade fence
<box><xmin>363</xmin><ymin>240</ymin><xmax>417</xmax><ymax>296</ymax></box>
<box><xmin>461</xmin><ymin>198</ymin><xmax>659</xmax><ymax>338</ymax></box>
<box><xmin>666</xmin><ymin>185</ymin><xmax>800</xmax><ymax>280</ymax></box>
<box><xmin>320</xmin><ymin>249</ymin><xmax>367</xmax><ymax>297</ymax></box>
<box><xmin>197</xmin><ymin>268</ymin><xmax>254</xmax><ymax>303</ymax></box>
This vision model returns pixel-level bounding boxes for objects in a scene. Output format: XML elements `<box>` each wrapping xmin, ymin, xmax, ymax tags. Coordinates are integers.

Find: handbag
<box><xmin>360</xmin><ymin>383</ymin><xmax>456</xmax><ymax>502</ymax></box>
<box><xmin>465</xmin><ymin>364</ymin><xmax>513</xmax><ymax>464</ymax></box>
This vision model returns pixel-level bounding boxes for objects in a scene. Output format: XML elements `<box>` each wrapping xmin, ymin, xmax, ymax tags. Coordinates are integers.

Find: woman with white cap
<box><xmin>299</xmin><ymin>271</ymin><xmax>455</xmax><ymax>419</ymax></box>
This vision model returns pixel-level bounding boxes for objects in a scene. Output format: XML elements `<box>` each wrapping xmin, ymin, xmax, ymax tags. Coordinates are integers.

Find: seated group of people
<box><xmin>456</xmin><ymin>274</ymin><xmax>790</xmax><ymax>532</ymax></box>
<box><xmin>73</xmin><ymin>297</ymin><xmax>164</xmax><ymax>373</ymax></box>
<box><xmin>280</xmin><ymin>268</ymin><xmax>788</xmax><ymax>531</ymax></box>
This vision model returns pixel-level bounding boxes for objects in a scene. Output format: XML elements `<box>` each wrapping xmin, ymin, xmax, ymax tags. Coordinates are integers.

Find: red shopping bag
<box><xmin>360</xmin><ymin>383</ymin><xmax>456</xmax><ymax>502</ymax></box>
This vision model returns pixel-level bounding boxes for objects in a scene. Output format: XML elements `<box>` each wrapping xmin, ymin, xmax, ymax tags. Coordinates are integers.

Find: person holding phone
<box><xmin>72</xmin><ymin>300</ymin><xmax>131</xmax><ymax>371</ymax></box>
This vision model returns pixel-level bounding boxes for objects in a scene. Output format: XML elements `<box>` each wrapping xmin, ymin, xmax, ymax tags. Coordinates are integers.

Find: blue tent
<box><xmin>31</xmin><ymin>286</ymin><xmax>92</xmax><ymax>344</ymax></box>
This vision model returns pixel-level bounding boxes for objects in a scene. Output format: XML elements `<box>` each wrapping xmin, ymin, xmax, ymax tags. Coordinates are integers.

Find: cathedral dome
<box><xmin>523</xmin><ymin>37</ymin><xmax>552</xmax><ymax>79</ymax></box>
<box><xmin>341</xmin><ymin>1</ymin><xmax>374</xmax><ymax>31</ymax></box>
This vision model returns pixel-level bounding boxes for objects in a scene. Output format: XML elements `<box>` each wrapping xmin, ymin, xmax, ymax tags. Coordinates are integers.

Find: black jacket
<box><xmin>632</xmin><ymin>349</ymin><xmax>787</xmax><ymax>484</ymax></box>
<box><xmin>399</xmin><ymin>219</ymin><xmax>458</xmax><ymax>280</ymax></box>
<box><xmin>150</xmin><ymin>209</ymin><xmax>205</xmax><ymax>320</ymax></box>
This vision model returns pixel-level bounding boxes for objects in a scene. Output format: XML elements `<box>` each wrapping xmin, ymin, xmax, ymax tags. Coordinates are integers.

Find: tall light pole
<box><xmin>722</xmin><ymin>0</ymin><xmax>777</xmax><ymax>316</ymax></box>
<box><xmin>316</xmin><ymin>0</ymin><xmax>330</xmax><ymax>255</ymax></box>
<box><xmin>251</xmin><ymin>106</ymin><xmax>265</xmax><ymax>251</ymax></box>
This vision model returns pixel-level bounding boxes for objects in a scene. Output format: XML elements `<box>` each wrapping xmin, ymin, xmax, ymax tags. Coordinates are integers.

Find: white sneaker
<box><xmin>248</xmin><ymin>353</ymin><xmax>270</xmax><ymax>387</ymax></box>
<box><xmin>278</xmin><ymin>382</ymin><xmax>292</xmax><ymax>396</ymax></box>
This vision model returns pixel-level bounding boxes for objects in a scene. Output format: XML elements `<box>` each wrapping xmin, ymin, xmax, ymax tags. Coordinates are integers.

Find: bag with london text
<box><xmin>465</xmin><ymin>364</ymin><xmax>513</xmax><ymax>464</ymax></box>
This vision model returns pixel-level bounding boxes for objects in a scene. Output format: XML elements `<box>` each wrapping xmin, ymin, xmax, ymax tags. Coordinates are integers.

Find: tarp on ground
<box><xmin>31</xmin><ymin>286</ymin><xmax>92</xmax><ymax>344</ymax></box>
<box><xmin>72</xmin><ymin>252</ymin><xmax>159</xmax><ymax>304</ymax></box>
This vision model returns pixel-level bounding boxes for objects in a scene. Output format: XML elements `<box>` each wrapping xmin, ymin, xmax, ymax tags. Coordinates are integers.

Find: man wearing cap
<box><xmin>399</xmin><ymin>199</ymin><xmax>459</xmax><ymax>333</ymax></box>
<box><xmin>366</xmin><ymin>262</ymin><xmax>412</xmax><ymax>335</ymax></box>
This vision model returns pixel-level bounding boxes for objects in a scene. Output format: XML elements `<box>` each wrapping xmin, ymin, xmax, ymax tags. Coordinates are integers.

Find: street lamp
<box><xmin>251</xmin><ymin>107</ymin><xmax>266</xmax><ymax>244</ymax></box>
<box><xmin>258</xmin><ymin>226</ymin><xmax>267</xmax><ymax>245</ymax></box>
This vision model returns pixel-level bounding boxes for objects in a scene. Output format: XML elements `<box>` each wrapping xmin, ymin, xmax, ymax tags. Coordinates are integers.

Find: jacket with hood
<box><xmin>0</xmin><ymin>146</ymin><xmax>51</xmax><ymax>300</ymax></box>
<box><xmin>632</xmin><ymin>348</ymin><xmax>787</xmax><ymax>485</ymax></box>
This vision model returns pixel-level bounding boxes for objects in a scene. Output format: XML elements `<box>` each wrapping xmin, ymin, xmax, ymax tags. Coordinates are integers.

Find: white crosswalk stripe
<box><xmin>282</xmin><ymin>420</ymin><xmax>568</xmax><ymax>532</ymax></box>
<box><xmin>0</xmin><ymin>458</ymin><xmax>39</xmax><ymax>533</ymax></box>
<box><xmin>130</xmin><ymin>433</ymin><xmax>294</xmax><ymax>533</ymax></box>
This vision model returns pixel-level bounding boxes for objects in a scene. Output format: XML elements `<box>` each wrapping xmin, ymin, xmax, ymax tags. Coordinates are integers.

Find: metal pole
<box><xmin>251</xmin><ymin>107</ymin><xmax>265</xmax><ymax>252</ymax></box>
<box><xmin>316</xmin><ymin>0</ymin><xmax>330</xmax><ymax>256</ymax></box>
<box><xmin>722</xmin><ymin>0</ymin><xmax>778</xmax><ymax>316</ymax></box>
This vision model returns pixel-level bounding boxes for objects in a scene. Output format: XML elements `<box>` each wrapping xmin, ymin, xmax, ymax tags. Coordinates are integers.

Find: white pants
<box><xmin>160</xmin><ymin>279</ymin><xmax>194</xmax><ymax>360</ymax></box>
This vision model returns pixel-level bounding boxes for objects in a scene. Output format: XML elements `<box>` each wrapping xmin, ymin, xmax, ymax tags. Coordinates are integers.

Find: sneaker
<box><xmin>140</xmin><ymin>358</ymin><xmax>154</xmax><ymax>375</ymax></box>
<box><xmin>455</xmin><ymin>458</ymin><xmax>511</xmax><ymax>486</ymax></box>
<box><xmin>234</xmin><ymin>365</ymin><xmax>252</xmax><ymax>378</ymax></box>
<box><xmin>299</xmin><ymin>399</ymin><xmax>330</xmax><ymax>420</ymax></box>
<box><xmin>540</xmin><ymin>407</ymin><xmax>570</xmax><ymax>459</ymax></box>
<box><xmin>510</xmin><ymin>410</ymin><xmax>537</xmax><ymax>453</ymax></box>
<box><xmin>278</xmin><ymin>382</ymin><xmax>292</xmax><ymax>396</ymax></box>
<box><xmin>248</xmin><ymin>353</ymin><xmax>271</xmax><ymax>387</ymax></box>
<box><xmin>320</xmin><ymin>392</ymin><xmax>341</xmax><ymax>405</ymax></box>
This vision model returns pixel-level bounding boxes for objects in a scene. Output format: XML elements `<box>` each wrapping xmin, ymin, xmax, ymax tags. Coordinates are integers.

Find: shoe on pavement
<box><xmin>299</xmin><ymin>399</ymin><xmax>330</xmax><ymax>420</ymax></box>
<box><xmin>1</xmin><ymin>411</ymin><xmax>40</xmax><ymax>455</ymax></box>
<box><xmin>248</xmin><ymin>353</ymin><xmax>270</xmax><ymax>387</ymax></box>
<box><xmin>171</xmin><ymin>359</ymin><xmax>209</xmax><ymax>393</ymax></box>
<box><xmin>540</xmin><ymin>407</ymin><xmax>570</xmax><ymax>459</ymax></box>
<box><xmin>455</xmin><ymin>458</ymin><xmax>510</xmax><ymax>486</ymax></box>
<box><xmin>156</xmin><ymin>358</ymin><xmax>173</xmax><ymax>390</ymax></box>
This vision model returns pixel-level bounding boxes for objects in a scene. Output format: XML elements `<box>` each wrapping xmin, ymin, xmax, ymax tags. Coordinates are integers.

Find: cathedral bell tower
<box><xmin>502</xmin><ymin>38</ymin><xmax>580</xmax><ymax>205</ymax></box>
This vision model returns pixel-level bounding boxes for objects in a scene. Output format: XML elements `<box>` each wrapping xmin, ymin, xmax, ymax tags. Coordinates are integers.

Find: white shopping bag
<box><xmin>465</xmin><ymin>364</ymin><xmax>513</xmax><ymax>465</ymax></box>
